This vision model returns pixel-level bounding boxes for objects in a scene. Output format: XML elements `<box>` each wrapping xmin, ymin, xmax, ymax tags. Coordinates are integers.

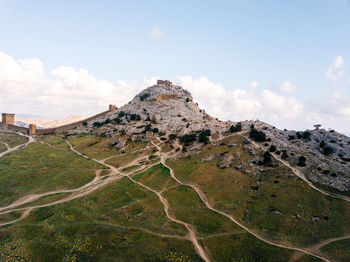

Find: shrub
<box><xmin>140</xmin><ymin>93</ymin><xmax>150</xmax><ymax>101</ymax></box>
<box><xmin>104</xmin><ymin>118</ymin><xmax>111</xmax><ymax>125</ymax></box>
<box><xmin>269</xmin><ymin>145</ymin><xmax>277</xmax><ymax>152</ymax></box>
<box><xmin>82</xmin><ymin>121</ymin><xmax>88</xmax><ymax>126</ymax></box>
<box><xmin>152</xmin><ymin>128</ymin><xmax>159</xmax><ymax>133</ymax></box>
<box><xmin>249</xmin><ymin>127</ymin><xmax>266</xmax><ymax>142</ymax></box>
<box><xmin>186</xmin><ymin>98</ymin><xmax>190</xmax><ymax>102</ymax></box>
<box><xmin>93</xmin><ymin>122</ymin><xmax>102</xmax><ymax>128</ymax></box>
<box><xmin>113</xmin><ymin>118</ymin><xmax>122</xmax><ymax>124</ymax></box>
<box><xmin>144</xmin><ymin>124</ymin><xmax>152</xmax><ymax>132</ymax></box>
<box><xmin>130</xmin><ymin>114</ymin><xmax>141</xmax><ymax>121</ymax></box>
<box><xmin>296</xmin><ymin>131</ymin><xmax>311</xmax><ymax>140</ymax></box>
<box><xmin>263</xmin><ymin>151</ymin><xmax>273</xmax><ymax>166</ymax></box>
<box><xmin>281</xmin><ymin>150</ymin><xmax>288</xmax><ymax>159</ymax></box>
<box><xmin>198</xmin><ymin>129</ymin><xmax>211</xmax><ymax>144</ymax></box>
<box><xmin>118</xmin><ymin>111</ymin><xmax>125</xmax><ymax>118</ymax></box>
<box><xmin>297</xmin><ymin>156</ymin><xmax>306</xmax><ymax>167</ymax></box>
<box><xmin>229</xmin><ymin>122</ymin><xmax>242</xmax><ymax>132</ymax></box>
<box><xmin>180</xmin><ymin>134</ymin><xmax>196</xmax><ymax>145</ymax></box>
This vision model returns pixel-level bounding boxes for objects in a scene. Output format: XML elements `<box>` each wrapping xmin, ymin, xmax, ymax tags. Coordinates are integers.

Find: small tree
<box><xmin>229</xmin><ymin>122</ymin><xmax>242</xmax><ymax>133</ymax></box>
<box><xmin>281</xmin><ymin>150</ymin><xmax>288</xmax><ymax>159</ymax></box>
<box><xmin>93</xmin><ymin>121</ymin><xmax>102</xmax><ymax>128</ymax></box>
<box><xmin>82</xmin><ymin>121</ymin><xmax>88</xmax><ymax>127</ymax></box>
<box><xmin>297</xmin><ymin>156</ymin><xmax>306</xmax><ymax>167</ymax></box>
<box><xmin>269</xmin><ymin>145</ymin><xmax>277</xmax><ymax>152</ymax></box>
<box><xmin>249</xmin><ymin>127</ymin><xmax>266</xmax><ymax>142</ymax></box>
<box><xmin>263</xmin><ymin>151</ymin><xmax>273</xmax><ymax>166</ymax></box>
<box><xmin>144</xmin><ymin>124</ymin><xmax>152</xmax><ymax>132</ymax></box>
<box><xmin>314</xmin><ymin>124</ymin><xmax>321</xmax><ymax>130</ymax></box>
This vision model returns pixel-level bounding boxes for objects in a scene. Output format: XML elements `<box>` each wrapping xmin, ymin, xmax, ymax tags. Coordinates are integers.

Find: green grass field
<box><xmin>0</xmin><ymin>143</ymin><xmax>7</xmax><ymax>153</ymax></box>
<box><xmin>0</xmin><ymin>132</ymin><xmax>348</xmax><ymax>261</ymax></box>
<box><xmin>320</xmin><ymin>238</ymin><xmax>350</xmax><ymax>262</ymax></box>
<box><xmin>0</xmin><ymin>132</ymin><xmax>28</xmax><ymax>147</ymax></box>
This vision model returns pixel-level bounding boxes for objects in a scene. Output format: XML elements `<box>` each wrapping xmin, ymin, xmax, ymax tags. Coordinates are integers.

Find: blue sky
<box><xmin>0</xmin><ymin>0</ymin><xmax>349</xmax><ymax>133</ymax></box>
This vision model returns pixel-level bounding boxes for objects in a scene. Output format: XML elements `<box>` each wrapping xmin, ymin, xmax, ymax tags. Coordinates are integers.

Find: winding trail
<box><xmin>0</xmin><ymin>132</ymin><xmax>35</xmax><ymax>158</ymax></box>
<box><xmin>244</xmin><ymin>136</ymin><xmax>350</xmax><ymax>204</ymax></box>
<box><xmin>0</xmin><ymin>132</ymin><xmax>348</xmax><ymax>261</ymax></box>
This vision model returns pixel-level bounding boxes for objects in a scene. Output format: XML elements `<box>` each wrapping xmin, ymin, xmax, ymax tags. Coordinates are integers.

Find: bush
<box><xmin>296</xmin><ymin>131</ymin><xmax>311</xmax><ymax>140</ymax></box>
<box><xmin>249</xmin><ymin>127</ymin><xmax>266</xmax><ymax>142</ymax></box>
<box><xmin>186</xmin><ymin>98</ymin><xmax>190</xmax><ymax>102</ymax></box>
<box><xmin>113</xmin><ymin>118</ymin><xmax>122</xmax><ymax>124</ymax></box>
<box><xmin>229</xmin><ymin>122</ymin><xmax>242</xmax><ymax>133</ymax></box>
<box><xmin>130</xmin><ymin>114</ymin><xmax>141</xmax><ymax>121</ymax></box>
<box><xmin>198</xmin><ymin>129</ymin><xmax>211</xmax><ymax>144</ymax></box>
<box><xmin>140</xmin><ymin>93</ymin><xmax>150</xmax><ymax>101</ymax></box>
<box><xmin>144</xmin><ymin>124</ymin><xmax>152</xmax><ymax>132</ymax></box>
<box><xmin>297</xmin><ymin>156</ymin><xmax>306</xmax><ymax>167</ymax></box>
<box><xmin>263</xmin><ymin>151</ymin><xmax>273</xmax><ymax>166</ymax></box>
<box><xmin>281</xmin><ymin>150</ymin><xmax>288</xmax><ymax>159</ymax></box>
<box><xmin>118</xmin><ymin>111</ymin><xmax>125</xmax><ymax>118</ymax></box>
<box><xmin>104</xmin><ymin>118</ymin><xmax>111</xmax><ymax>125</ymax></box>
<box><xmin>93</xmin><ymin>122</ymin><xmax>102</xmax><ymax>128</ymax></box>
<box><xmin>180</xmin><ymin>134</ymin><xmax>196</xmax><ymax>145</ymax></box>
<box><xmin>320</xmin><ymin>140</ymin><xmax>333</xmax><ymax>155</ymax></box>
<box><xmin>152</xmin><ymin>128</ymin><xmax>159</xmax><ymax>133</ymax></box>
<box><xmin>269</xmin><ymin>145</ymin><xmax>277</xmax><ymax>152</ymax></box>
<box><xmin>82</xmin><ymin>121</ymin><xmax>88</xmax><ymax>127</ymax></box>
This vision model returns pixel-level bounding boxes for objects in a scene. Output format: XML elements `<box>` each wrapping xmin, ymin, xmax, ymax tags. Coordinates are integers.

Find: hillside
<box><xmin>0</xmin><ymin>81</ymin><xmax>350</xmax><ymax>262</ymax></box>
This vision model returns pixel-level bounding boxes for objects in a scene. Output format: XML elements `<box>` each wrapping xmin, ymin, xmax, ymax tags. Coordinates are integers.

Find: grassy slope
<box><xmin>0</xmin><ymin>143</ymin><xmax>6</xmax><ymax>153</ymax></box>
<box><xmin>320</xmin><ymin>238</ymin><xmax>350</xmax><ymax>262</ymax></box>
<box><xmin>167</xmin><ymin>135</ymin><xmax>350</xmax><ymax>247</ymax></box>
<box><xmin>0</xmin><ymin>132</ymin><xmax>28</xmax><ymax>147</ymax></box>
<box><xmin>0</xmin><ymin>137</ymin><xmax>103</xmax><ymax>206</ymax></box>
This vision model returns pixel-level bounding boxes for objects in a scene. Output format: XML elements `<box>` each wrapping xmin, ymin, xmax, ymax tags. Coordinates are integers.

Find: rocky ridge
<box><xmin>73</xmin><ymin>81</ymin><xmax>350</xmax><ymax>193</ymax></box>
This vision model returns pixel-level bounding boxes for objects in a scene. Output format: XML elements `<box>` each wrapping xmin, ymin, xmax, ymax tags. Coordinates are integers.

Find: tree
<box><xmin>314</xmin><ymin>124</ymin><xmax>321</xmax><ymax>130</ymax></box>
<box><xmin>263</xmin><ymin>151</ymin><xmax>273</xmax><ymax>166</ymax></box>
<box><xmin>281</xmin><ymin>150</ymin><xmax>288</xmax><ymax>159</ymax></box>
<box><xmin>249</xmin><ymin>127</ymin><xmax>266</xmax><ymax>142</ymax></box>
<box><xmin>82</xmin><ymin>121</ymin><xmax>88</xmax><ymax>126</ymax></box>
<box><xmin>144</xmin><ymin>124</ymin><xmax>152</xmax><ymax>132</ymax></box>
<box><xmin>229</xmin><ymin>122</ymin><xmax>242</xmax><ymax>133</ymax></box>
<box><xmin>93</xmin><ymin>122</ymin><xmax>102</xmax><ymax>128</ymax></box>
<box><xmin>269</xmin><ymin>145</ymin><xmax>277</xmax><ymax>152</ymax></box>
<box><xmin>297</xmin><ymin>156</ymin><xmax>306</xmax><ymax>167</ymax></box>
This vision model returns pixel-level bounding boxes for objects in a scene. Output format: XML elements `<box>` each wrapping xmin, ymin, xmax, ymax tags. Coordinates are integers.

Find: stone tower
<box><xmin>2</xmin><ymin>113</ymin><xmax>15</xmax><ymax>126</ymax></box>
<box><xmin>29</xmin><ymin>124</ymin><xmax>37</xmax><ymax>136</ymax></box>
<box><xmin>109</xmin><ymin>104</ymin><xmax>117</xmax><ymax>111</ymax></box>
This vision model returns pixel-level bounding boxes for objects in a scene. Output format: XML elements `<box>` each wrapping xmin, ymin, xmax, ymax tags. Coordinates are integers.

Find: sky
<box><xmin>0</xmin><ymin>0</ymin><xmax>349</xmax><ymax>133</ymax></box>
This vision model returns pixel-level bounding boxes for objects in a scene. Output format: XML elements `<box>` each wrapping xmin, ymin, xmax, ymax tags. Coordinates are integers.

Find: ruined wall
<box><xmin>157</xmin><ymin>80</ymin><xmax>173</xmax><ymax>86</ymax></box>
<box><xmin>35</xmin><ymin>110</ymin><xmax>110</xmax><ymax>135</ymax></box>
<box><xmin>156</xmin><ymin>94</ymin><xmax>178</xmax><ymax>102</ymax></box>
<box><xmin>6</xmin><ymin>124</ymin><xmax>29</xmax><ymax>134</ymax></box>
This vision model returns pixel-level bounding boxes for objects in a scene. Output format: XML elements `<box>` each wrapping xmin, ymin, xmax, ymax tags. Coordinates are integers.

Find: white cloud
<box><xmin>326</xmin><ymin>56</ymin><xmax>344</xmax><ymax>81</ymax></box>
<box><xmin>150</xmin><ymin>26</ymin><xmax>163</xmax><ymax>39</ymax></box>
<box><xmin>177</xmin><ymin>76</ymin><xmax>303</xmax><ymax>123</ymax></box>
<box><xmin>250</xmin><ymin>81</ymin><xmax>259</xmax><ymax>88</ymax></box>
<box><xmin>279</xmin><ymin>80</ymin><xmax>297</xmax><ymax>92</ymax></box>
<box><xmin>0</xmin><ymin>51</ymin><xmax>145</xmax><ymax>117</ymax></box>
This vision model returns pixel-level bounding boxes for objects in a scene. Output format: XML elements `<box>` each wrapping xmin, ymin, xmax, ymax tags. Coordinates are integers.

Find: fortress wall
<box><xmin>6</xmin><ymin>124</ymin><xmax>29</xmax><ymax>134</ymax></box>
<box><xmin>36</xmin><ymin>110</ymin><xmax>110</xmax><ymax>135</ymax></box>
<box><xmin>156</xmin><ymin>94</ymin><xmax>178</xmax><ymax>102</ymax></box>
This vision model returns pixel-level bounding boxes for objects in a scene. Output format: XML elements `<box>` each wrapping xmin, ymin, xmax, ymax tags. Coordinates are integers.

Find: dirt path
<box><xmin>0</xmin><ymin>132</ymin><xmax>35</xmax><ymax>159</ymax></box>
<box><xmin>245</xmin><ymin>136</ymin><xmax>350</xmax><ymax>204</ymax></box>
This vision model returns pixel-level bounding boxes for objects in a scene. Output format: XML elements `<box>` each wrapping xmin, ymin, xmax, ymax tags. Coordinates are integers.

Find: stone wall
<box><xmin>157</xmin><ymin>80</ymin><xmax>173</xmax><ymax>86</ymax></box>
<box><xmin>6</xmin><ymin>124</ymin><xmax>29</xmax><ymax>134</ymax></box>
<box><xmin>156</xmin><ymin>94</ymin><xmax>178</xmax><ymax>102</ymax></box>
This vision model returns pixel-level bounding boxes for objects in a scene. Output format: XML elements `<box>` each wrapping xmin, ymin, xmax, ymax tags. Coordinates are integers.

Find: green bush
<box><xmin>144</xmin><ymin>124</ymin><xmax>152</xmax><ymax>132</ymax></box>
<box><xmin>130</xmin><ymin>114</ymin><xmax>141</xmax><ymax>121</ymax></box>
<box><xmin>118</xmin><ymin>111</ymin><xmax>125</xmax><ymax>118</ymax></box>
<box><xmin>229</xmin><ymin>122</ymin><xmax>242</xmax><ymax>132</ymax></box>
<box><xmin>140</xmin><ymin>93</ymin><xmax>150</xmax><ymax>101</ymax></box>
<box><xmin>281</xmin><ymin>150</ymin><xmax>288</xmax><ymax>159</ymax></box>
<box><xmin>82</xmin><ymin>121</ymin><xmax>88</xmax><ymax>126</ymax></box>
<box><xmin>249</xmin><ymin>127</ymin><xmax>266</xmax><ymax>142</ymax></box>
<box><xmin>180</xmin><ymin>134</ymin><xmax>197</xmax><ymax>145</ymax></box>
<box><xmin>297</xmin><ymin>156</ymin><xmax>306</xmax><ymax>167</ymax></box>
<box><xmin>269</xmin><ymin>145</ymin><xmax>277</xmax><ymax>152</ymax></box>
<box><xmin>263</xmin><ymin>151</ymin><xmax>273</xmax><ymax>166</ymax></box>
<box><xmin>93</xmin><ymin>122</ymin><xmax>102</xmax><ymax>128</ymax></box>
<box><xmin>152</xmin><ymin>128</ymin><xmax>159</xmax><ymax>133</ymax></box>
